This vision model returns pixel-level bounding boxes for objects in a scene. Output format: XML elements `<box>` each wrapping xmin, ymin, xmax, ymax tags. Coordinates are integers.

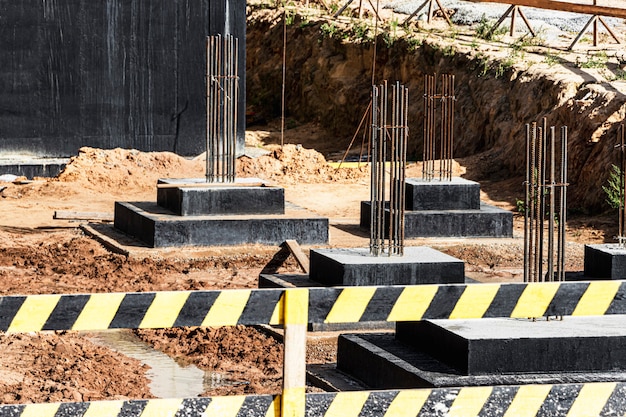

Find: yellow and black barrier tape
<box><xmin>2</xmin><ymin>382</ymin><xmax>625</xmax><ymax>416</ymax></box>
<box><xmin>307</xmin><ymin>280</ymin><xmax>626</xmax><ymax>324</ymax></box>
<box><xmin>0</xmin><ymin>289</ymin><xmax>284</xmax><ymax>333</ymax></box>
<box><xmin>0</xmin><ymin>394</ymin><xmax>279</xmax><ymax>417</ymax></box>
<box><xmin>305</xmin><ymin>382</ymin><xmax>626</xmax><ymax>417</ymax></box>
<box><xmin>1</xmin><ymin>280</ymin><xmax>625</xmax><ymax>332</ymax></box>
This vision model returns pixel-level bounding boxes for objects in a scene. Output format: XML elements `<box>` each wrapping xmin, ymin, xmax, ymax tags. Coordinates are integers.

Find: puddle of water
<box><xmin>84</xmin><ymin>329</ymin><xmax>228</xmax><ymax>398</ymax></box>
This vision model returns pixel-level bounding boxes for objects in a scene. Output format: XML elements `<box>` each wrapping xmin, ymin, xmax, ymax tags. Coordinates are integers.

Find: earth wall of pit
<box><xmin>246</xmin><ymin>7</ymin><xmax>626</xmax><ymax>213</ymax></box>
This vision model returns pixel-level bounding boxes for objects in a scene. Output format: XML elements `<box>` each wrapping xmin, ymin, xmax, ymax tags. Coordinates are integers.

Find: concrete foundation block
<box><xmin>396</xmin><ymin>317</ymin><xmax>626</xmax><ymax>375</ymax></box>
<box><xmin>0</xmin><ymin>158</ymin><xmax>68</xmax><ymax>179</ymax></box>
<box><xmin>337</xmin><ymin>317</ymin><xmax>626</xmax><ymax>389</ymax></box>
<box><xmin>309</xmin><ymin>247</ymin><xmax>465</xmax><ymax>286</ymax></box>
<box><xmin>405</xmin><ymin>178</ymin><xmax>480</xmax><ymax>210</ymax></box>
<box><xmin>360</xmin><ymin>201</ymin><xmax>512</xmax><ymax>238</ymax></box>
<box><xmin>584</xmin><ymin>244</ymin><xmax>626</xmax><ymax>279</ymax></box>
<box><xmin>114</xmin><ymin>201</ymin><xmax>328</xmax><ymax>247</ymax></box>
<box><xmin>156</xmin><ymin>178</ymin><xmax>284</xmax><ymax>216</ymax></box>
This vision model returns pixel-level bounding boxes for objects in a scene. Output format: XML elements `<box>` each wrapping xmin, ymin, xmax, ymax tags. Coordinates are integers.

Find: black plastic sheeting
<box><xmin>0</xmin><ymin>0</ymin><xmax>245</xmax><ymax>157</ymax></box>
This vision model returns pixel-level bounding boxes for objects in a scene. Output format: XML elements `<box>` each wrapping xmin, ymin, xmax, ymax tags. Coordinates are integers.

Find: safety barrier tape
<box><xmin>0</xmin><ymin>395</ymin><xmax>278</xmax><ymax>417</ymax></box>
<box><xmin>305</xmin><ymin>382</ymin><xmax>626</xmax><ymax>417</ymax></box>
<box><xmin>307</xmin><ymin>280</ymin><xmax>626</xmax><ymax>323</ymax></box>
<box><xmin>1</xmin><ymin>280</ymin><xmax>625</xmax><ymax>332</ymax></box>
<box><xmin>2</xmin><ymin>382</ymin><xmax>625</xmax><ymax>416</ymax></box>
<box><xmin>0</xmin><ymin>289</ymin><xmax>284</xmax><ymax>333</ymax></box>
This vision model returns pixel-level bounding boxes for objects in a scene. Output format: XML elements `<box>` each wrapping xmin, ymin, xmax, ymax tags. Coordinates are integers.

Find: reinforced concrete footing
<box><xmin>336</xmin><ymin>316</ymin><xmax>626</xmax><ymax>389</ymax></box>
<box><xmin>584</xmin><ymin>244</ymin><xmax>626</xmax><ymax>279</ymax></box>
<box><xmin>360</xmin><ymin>178</ymin><xmax>513</xmax><ymax>238</ymax></box>
<box><xmin>309</xmin><ymin>247</ymin><xmax>464</xmax><ymax>286</ymax></box>
<box><xmin>114</xmin><ymin>178</ymin><xmax>329</xmax><ymax>247</ymax></box>
<box><xmin>0</xmin><ymin>157</ymin><xmax>68</xmax><ymax>179</ymax></box>
<box><xmin>259</xmin><ymin>246</ymin><xmax>465</xmax><ymax>331</ymax></box>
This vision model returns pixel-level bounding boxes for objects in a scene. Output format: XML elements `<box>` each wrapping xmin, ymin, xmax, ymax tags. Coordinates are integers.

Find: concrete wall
<box><xmin>0</xmin><ymin>0</ymin><xmax>245</xmax><ymax>157</ymax></box>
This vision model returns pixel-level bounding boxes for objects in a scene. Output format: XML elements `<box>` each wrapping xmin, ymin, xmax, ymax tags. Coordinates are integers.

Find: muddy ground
<box><xmin>0</xmin><ymin>0</ymin><xmax>624</xmax><ymax>406</ymax></box>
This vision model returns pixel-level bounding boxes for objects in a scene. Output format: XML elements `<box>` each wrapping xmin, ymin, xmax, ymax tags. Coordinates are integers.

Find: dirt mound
<box><xmin>0</xmin><ymin>332</ymin><xmax>151</xmax><ymax>404</ymax></box>
<box><xmin>239</xmin><ymin>144</ymin><xmax>369</xmax><ymax>184</ymax></box>
<box><xmin>57</xmin><ymin>147</ymin><xmax>206</xmax><ymax>193</ymax></box>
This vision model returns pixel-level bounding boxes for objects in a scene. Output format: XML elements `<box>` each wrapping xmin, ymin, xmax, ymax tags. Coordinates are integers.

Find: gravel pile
<box><xmin>385</xmin><ymin>0</ymin><xmax>622</xmax><ymax>34</ymax></box>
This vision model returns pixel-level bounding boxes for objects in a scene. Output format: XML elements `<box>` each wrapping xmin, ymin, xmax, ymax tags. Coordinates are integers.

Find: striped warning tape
<box><xmin>0</xmin><ymin>289</ymin><xmax>284</xmax><ymax>333</ymax></box>
<box><xmin>0</xmin><ymin>395</ymin><xmax>278</xmax><ymax>417</ymax></box>
<box><xmin>0</xmin><ymin>280</ymin><xmax>625</xmax><ymax>332</ymax></box>
<box><xmin>305</xmin><ymin>382</ymin><xmax>626</xmax><ymax>417</ymax></box>
<box><xmin>1</xmin><ymin>383</ymin><xmax>625</xmax><ymax>416</ymax></box>
<box><xmin>307</xmin><ymin>280</ymin><xmax>626</xmax><ymax>324</ymax></box>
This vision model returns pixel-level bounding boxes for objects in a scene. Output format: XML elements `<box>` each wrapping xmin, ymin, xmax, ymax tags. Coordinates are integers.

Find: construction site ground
<box><xmin>1</xmin><ymin>0</ymin><xmax>625</xmax><ymax>406</ymax></box>
<box><xmin>0</xmin><ymin>122</ymin><xmax>612</xmax><ymax>404</ymax></box>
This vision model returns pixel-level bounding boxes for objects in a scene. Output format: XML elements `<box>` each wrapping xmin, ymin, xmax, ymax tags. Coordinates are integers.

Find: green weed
<box><xmin>603</xmin><ymin>164</ymin><xmax>624</xmax><ymax>209</ymax></box>
<box><xmin>475</xmin><ymin>15</ymin><xmax>507</xmax><ymax>41</ymax></box>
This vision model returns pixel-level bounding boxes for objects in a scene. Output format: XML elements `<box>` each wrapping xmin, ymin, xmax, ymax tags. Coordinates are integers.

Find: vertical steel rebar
<box><xmin>547</xmin><ymin>126</ymin><xmax>556</xmax><ymax>281</ymax></box>
<box><xmin>206</xmin><ymin>34</ymin><xmax>239</xmax><ymax>183</ymax></box>
<box><xmin>370</xmin><ymin>81</ymin><xmax>408</xmax><ymax>256</ymax></box>
<box><xmin>422</xmin><ymin>73</ymin><xmax>455</xmax><ymax>181</ymax></box>
<box><xmin>620</xmin><ymin>125</ymin><xmax>626</xmax><ymax>247</ymax></box>
<box><xmin>524</xmin><ymin>119</ymin><xmax>568</xmax><ymax>283</ymax></box>
<box><xmin>558</xmin><ymin>126</ymin><xmax>568</xmax><ymax>280</ymax></box>
<box><xmin>523</xmin><ymin>123</ymin><xmax>531</xmax><ymax>283</ymax></box>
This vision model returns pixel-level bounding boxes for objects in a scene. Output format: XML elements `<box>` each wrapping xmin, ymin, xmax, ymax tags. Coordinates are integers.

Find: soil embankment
<box><xmin>246</xmin><ymin>3</ymin><xmax>626</xmax><ymax>213</ymax></box>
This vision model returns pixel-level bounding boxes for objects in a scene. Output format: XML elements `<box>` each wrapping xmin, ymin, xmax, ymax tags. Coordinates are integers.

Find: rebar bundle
<box><xmin>615</xmin><ymin>125</ymin><xmax>626</xmax><ymax>247</ymax></box>
<box><xmin>206</xmin><ymin>34</ymin><xmax>239</xmax><ymax>183</ymax></box>
<box><xmin>523</xmin><ymin>119</ymin><xmax>568</xmax><ymax>282</ymax></box>
<box><xmin>422</xmin><ymin>73</ymin><xmax>455</xmax><ymax>181</ymax></box>
<box><xmin>370</xmin><ymin>81</ymin><xmax>409</xmax><ymax>256</ymax></box>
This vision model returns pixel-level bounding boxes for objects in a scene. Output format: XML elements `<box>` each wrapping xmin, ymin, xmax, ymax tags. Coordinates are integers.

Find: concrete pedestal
<box><xmin>309</xmin><ymin>247</ymin><xmax>465</xmax><ymax>286</ymax></box>
<box><xmin>114</xmin><ymin>201</ymin><xmax>328</xmax><ymax>247</ymax></box>
<box><xmin>360</xmin><ymin>201</ymin><xmax>513</xmax><ymax>238</ymax></box>
<box><xmin>114</xmin><ymin>177</ymin><xmax>328</xmax><ymax>247</ymax></box>
<box><xmin>337</xmin><ymin>316</ymin><xmax>626</xmax><ymax>389</ymax></box>
<box><xmin>584</xmin><ymin>244</ymin><xmax>626</xmax><ymax>279</ymax></box>
<box><xmin>157</xmin><ymin>178</ymin><xmax>284</xmax><ymax>216</ymax></box>
<box><xmin>406</xmin><ymin>178</ymin><xmax>480</xmax><ymax>210</ymax></box>
<box><xmin>360</xmin><ymin>177</ymin><xmax>513</xmax><ymax>238</ymax></box>
<box><xmin>396</xmin><ymin>318</ymin><xmax>626</xmax><ymax>375</ymax></box>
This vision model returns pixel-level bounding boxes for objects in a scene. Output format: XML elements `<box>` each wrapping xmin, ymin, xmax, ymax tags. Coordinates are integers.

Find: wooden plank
<box><xmin>282</xmin><ymin>289</ymin><xmax>308</xmax><ymax>417</ymax></box>
<box><xmin>53</xmin><ymin>211</ymin><xmax>114</xmax><ymax>222</ymax></box>
<box><xmin>466</xmin><ymin>0</ymin><xmax>626</xmax><ymax>19</ymax></box>
<box><xmin>285</xmin><ymin>240</ymin><xmax>310</xmax><ymax>274</ymax></box>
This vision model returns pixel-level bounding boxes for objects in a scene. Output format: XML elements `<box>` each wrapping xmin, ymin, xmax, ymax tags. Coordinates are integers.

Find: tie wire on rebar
<box><xmin>370</xmin><ymin>81</ymin><xmax>409</xmax><ymax>256</ymax></box>
<box><xmin>206</xmin><ymin>34</ymin><xmax>239</xmax><ymax>183</ymax></box>
<box><xmin>422</xmin><ymin>73</ymin><xmax>455</xmax><ymax>182</ymax></box>
<box><xmin>523</xmin><ymin>118</ymin><xmax>568</xmax><ymax>282</ymax></box>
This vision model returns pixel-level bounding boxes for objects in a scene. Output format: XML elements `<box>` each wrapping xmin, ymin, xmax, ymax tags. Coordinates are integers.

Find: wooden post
<box><xmin>281</xmin><ymin>288</ymin><xmax>308</xmax><ymax>417</ymax></box>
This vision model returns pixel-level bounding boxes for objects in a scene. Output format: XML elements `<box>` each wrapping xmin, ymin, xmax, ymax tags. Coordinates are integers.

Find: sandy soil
<box><xmin>0</xmin><ymin>1</ymin><xmax>623</xmax><ymax>405</ymax></box>
<box><xmin>0</xmin><ymin>121</ymin><xmax>613</xmax><ymax>403</ymax></box>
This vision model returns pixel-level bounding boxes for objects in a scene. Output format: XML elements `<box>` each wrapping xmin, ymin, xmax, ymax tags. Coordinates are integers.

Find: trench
<box><xmin>85</xmin><ymin>330</ymin><xmax>227</xmax><ymax>398</ymax></box>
